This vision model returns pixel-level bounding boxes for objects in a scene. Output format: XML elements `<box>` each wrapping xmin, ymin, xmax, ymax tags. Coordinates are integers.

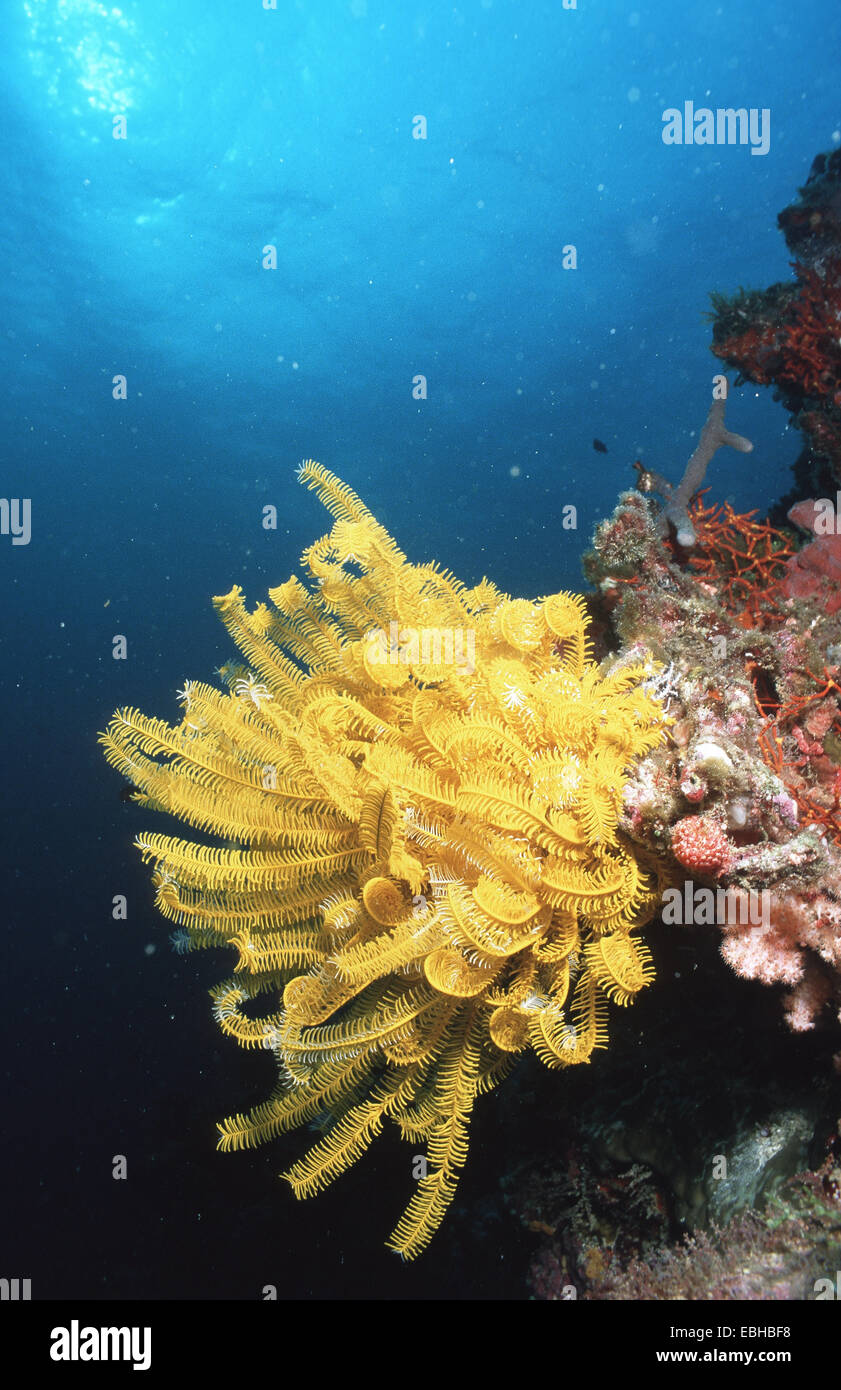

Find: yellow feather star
<box><xmin>100</xmin><ymin>460</ymin><xmax>672</xmax><ymax>1259</ymax></box>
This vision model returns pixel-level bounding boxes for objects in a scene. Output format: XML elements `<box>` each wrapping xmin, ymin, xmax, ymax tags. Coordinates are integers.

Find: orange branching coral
<box><xmin>667</xmin><ymin>496</ymin><xmax>841</xmax><ymax>847</ymax></box>
<box><xmin>100</xmin><ymin>462</ymin><xmax>672</xmax><ymax>1258</ymax></box>
<box><xmin>679</xmin><ymin>491</ymin><xmax>795</xmax><ymax>628</ymax></box>
<box><xmin>777</xmin><ymin>261</ymin><xmax>841</xmax><ymax>402</ymax></box>
<box><xmin>750</xmin><ymin>664</ymin><xmax>841</xmax><ymax>845</ymax></box>
<box><xmin>711</xmin><ymin>259</ymin><xmax>841</xmax><ymax>405</ymax></box>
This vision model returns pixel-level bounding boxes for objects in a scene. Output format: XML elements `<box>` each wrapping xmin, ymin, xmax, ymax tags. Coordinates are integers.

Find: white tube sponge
<box><xmin>636</xmin><ymin>393</ymin><xmax>754</xmax><ymax>548</ymax></box>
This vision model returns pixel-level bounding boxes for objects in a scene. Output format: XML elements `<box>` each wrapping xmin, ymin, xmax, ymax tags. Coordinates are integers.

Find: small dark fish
<box><xmin>592</xmin><ymin>438</ymin><xmax>608</xmax><ymax>454</ymax></box>
<box><xmin>119</xmin><ymin>784</ymin><xmax>139</xmax><ymax>803</ymax></box>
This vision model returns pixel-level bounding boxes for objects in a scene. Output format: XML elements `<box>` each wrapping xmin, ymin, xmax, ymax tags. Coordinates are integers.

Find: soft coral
<box><xmin>781</xmin><ymin>498</ymin><xmax>841</xmax><ymax>613</ymax></box>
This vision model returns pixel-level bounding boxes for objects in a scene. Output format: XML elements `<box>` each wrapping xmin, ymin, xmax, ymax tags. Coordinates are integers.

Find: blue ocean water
<box><xmin>2</xmin><ymin>0</ymin><xmax>840</xmax><ymax>1301</ymax></box>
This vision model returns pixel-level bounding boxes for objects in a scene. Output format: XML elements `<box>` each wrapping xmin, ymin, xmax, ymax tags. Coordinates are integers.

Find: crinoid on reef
<box><xmin>100</xmin><ymin>461</ymin><xmax>673</xmax><ymax>1258</ymax></box>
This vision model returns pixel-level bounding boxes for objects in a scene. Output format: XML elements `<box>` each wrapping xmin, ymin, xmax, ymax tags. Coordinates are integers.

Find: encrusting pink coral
<box><xmin>782</xmin><ymin>498</ymin><xmax>841</xmax><ymax>613</ymax></box>
<box><xmin>671</xmin><ymin>816</ymin><xmax>734</xmax><ymax>876</ymax></box>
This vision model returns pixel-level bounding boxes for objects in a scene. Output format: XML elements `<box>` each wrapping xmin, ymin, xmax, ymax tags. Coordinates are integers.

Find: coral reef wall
<box><xmin>709</xmin><ymin>145</ymin><xmax>841</xmax><ymax>489</ymax></box>
<box><xmin>584</xmin><ymin>472</ymin><xmax>841</xmax><ymax>1040</ymax></box>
